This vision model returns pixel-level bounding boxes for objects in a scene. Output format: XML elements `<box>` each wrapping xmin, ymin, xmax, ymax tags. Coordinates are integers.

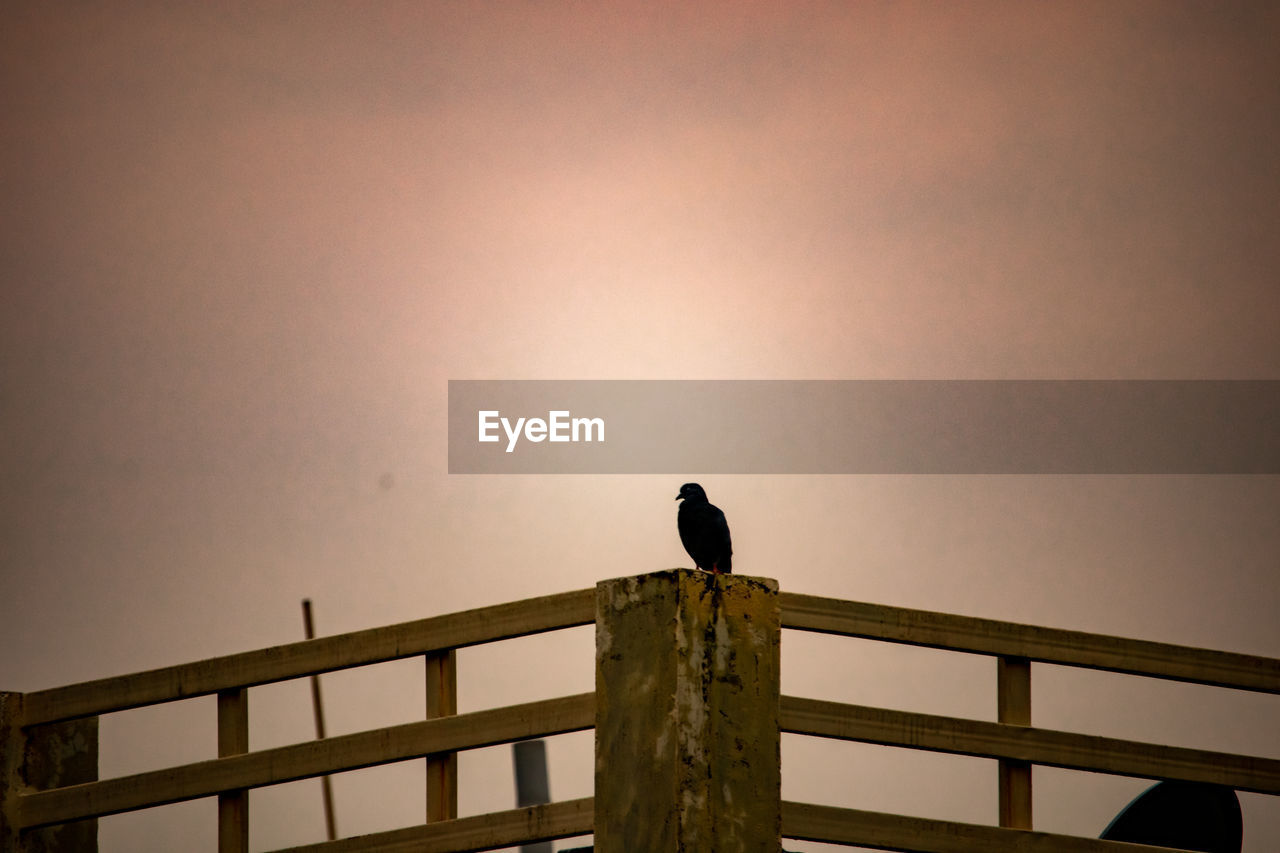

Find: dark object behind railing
<box><xmin>514</xmin><ymin>739</ymin><xmax>553</xmax><ymax>853</ymax></box>
<box><xmin>1101</xmin><ymin>781</ymin><xmax>1242</xmax><ymax>853</ymax></box>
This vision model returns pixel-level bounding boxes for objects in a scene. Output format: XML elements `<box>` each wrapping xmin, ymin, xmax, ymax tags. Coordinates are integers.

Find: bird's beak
<box><xmin>675</xmin><ymin>492</ymin><xmax>682</xmax><ymax>500</ymax></box>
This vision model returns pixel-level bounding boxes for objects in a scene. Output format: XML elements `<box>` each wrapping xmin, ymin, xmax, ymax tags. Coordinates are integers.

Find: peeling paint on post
<box><xmin>1</xmin><ymin>692</ymin><xmax>98</xmax><ymax>853</ymax></box>
<box><xmin>595</xmin><ymin>569</ymin><xmax>780</xmax><ymax>853</ymax></box>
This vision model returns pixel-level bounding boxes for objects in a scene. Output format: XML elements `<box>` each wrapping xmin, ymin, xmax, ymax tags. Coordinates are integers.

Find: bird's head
<box><xmin>676</xmin><ymin>482</ymin><xmax>708</xmax><ymax>502</ymax></box>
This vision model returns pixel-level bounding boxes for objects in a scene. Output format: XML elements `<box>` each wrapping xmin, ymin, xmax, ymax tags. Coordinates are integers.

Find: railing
<box><xmin>778</xmin><ymin>592</ymin><xmax>1280</xmax><ymax>851</ymax></box>
<box><xmin>2</xmin><ymin>588</ymin><xmax>596</xmax><ymax>852</ymax></box>
<box><xmin>2</xmin><ymin>574</ymin><xmax>1278</xmax><ymax>852</ymax></box>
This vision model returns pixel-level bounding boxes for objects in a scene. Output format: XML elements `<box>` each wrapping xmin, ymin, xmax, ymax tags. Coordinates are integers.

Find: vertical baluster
<box><xmin>425</xmin><ymin>649</ymin><xmax>457</xmax><ymax>822</ymax></box>
<box><xmin>217</xmin><ymin>689</ymin><xmax>248</xmax><ymax>853</ymax></box>
<box><xmin>997</xmin><ymin>656</ymin><xmax>1032</xmax><ymax>829</ymax></box>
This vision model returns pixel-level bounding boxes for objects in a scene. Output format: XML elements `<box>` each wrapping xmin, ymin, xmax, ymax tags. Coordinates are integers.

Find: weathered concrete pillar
<box><xmin>595</xmin><ymin>569</ymin><xmax>780</xmax><ymax>853</ymax></box>
<box><xmin>0</xmin><ymin>692</ymin><xmax>20</xmax><ymax>853</ymax></box>
<box><xmin>0</xmin><ymin>692</ymin><xmax>98</xmax><ymax>853</ymax></box>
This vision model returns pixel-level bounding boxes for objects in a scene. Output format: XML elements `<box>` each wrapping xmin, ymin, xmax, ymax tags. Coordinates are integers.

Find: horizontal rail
<box><xmin>780</xmin><ymin>593</ymin><xmax>1280</xmax><ymax>694</ymax></box>
<box><xmin>24</xmin><ymin>588</ymin><xmax>595</xmax><ymax>726</ymax></box>
<box><xmin>782</xmin><ymin>801</ymin><xmax>1185</xmax><ymax>852</ymax></box>
<box><xmin>781</xmin><ymin>696</ymin><xmax>1280</xmax><ymax>795</ymax></box>
<box><xmin>19</xmin><ymin>692</ymin><xmax>595</xmax><ymax>830</ymax></box>
<box><xmin>267</xmin><ymin>797</ymin><xmax>595</xmax><ymax>853</ymax></box>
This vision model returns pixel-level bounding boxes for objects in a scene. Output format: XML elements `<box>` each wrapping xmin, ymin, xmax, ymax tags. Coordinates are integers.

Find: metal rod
<box><xmin>303</xmin><ymin>599</ymin><xmax>338</xmax><ymax>841</ymax></box>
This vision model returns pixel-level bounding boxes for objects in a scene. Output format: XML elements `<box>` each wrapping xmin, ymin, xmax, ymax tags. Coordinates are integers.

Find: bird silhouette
<box><xmin>675</xmin><ymin>483</ymin><xmax>733</xmax><ymax>574</ymax></box>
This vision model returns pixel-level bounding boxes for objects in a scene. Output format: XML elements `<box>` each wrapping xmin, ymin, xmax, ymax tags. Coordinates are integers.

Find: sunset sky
<box><xmin>3</xmin><ymin>3</ymin><xmax>1278</xmax><ymax>850</ymax></box>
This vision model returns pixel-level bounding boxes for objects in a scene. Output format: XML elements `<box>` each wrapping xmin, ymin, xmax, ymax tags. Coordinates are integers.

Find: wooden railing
<box><xmin>2</xmin><ymin>588</ymin><xmax>596</xmax><ymax>852</ymax></box>
<box><xmin>778</xmin><ymin>592</ymin><xmax>1280</xmax><ymax>851</ymax></box>
<box><xmin>20</xmin><ymin>589</ymin><xmax>596</xmax><ymax>727</ymax></box>
<box><xmin>3</xmin><ymin>576</ymin><xmax>1278</xmax><ymax>852</ymax></box>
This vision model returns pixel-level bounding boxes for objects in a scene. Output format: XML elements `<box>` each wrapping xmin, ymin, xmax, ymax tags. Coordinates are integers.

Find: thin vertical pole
<box><xmin>425</xmin><ymin>649</ymin><xmax>458</xmax><ymax>822</ymax></box>
<box><xmin>997</xmin><ymin>655</ymin><xmax>1032</xmax><ymax>829</ymax></box>
<box><xmin>302</xmin><ymin>600</ymin><xmax>337</xmax><ymax>841</ymax></box>
<box><xmin>217</xmin><ymin>688</ymin><xmax>249</xmax><ymax>853</ymax></box>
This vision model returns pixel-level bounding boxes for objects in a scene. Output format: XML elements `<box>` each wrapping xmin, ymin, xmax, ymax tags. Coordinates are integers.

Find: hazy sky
<box><xmin>3</xmin><ymin>3</ymin><xmax>1278</xmax><ymax>851</ymax></box>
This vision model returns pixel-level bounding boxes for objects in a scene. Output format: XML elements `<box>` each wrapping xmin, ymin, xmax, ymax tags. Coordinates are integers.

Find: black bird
<box><xmin>676</xmin><ymin>483</ymin><xmax>733</xmax><ymax>574</ymax></box>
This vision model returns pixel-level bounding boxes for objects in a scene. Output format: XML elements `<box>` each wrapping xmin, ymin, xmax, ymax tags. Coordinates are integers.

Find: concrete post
<box><xmin>594</xmin><ymin>569</ymin><xmax>780</xmax><ymax>853</ymax></box>
<box><xmin>1</xmin><ymin>692</ymin><xmax>98</xmax><ymax>853</ymax></box>
<box><xmin>0</xmin><ymin>693</ymin><xmax>21</xmax><ymax>853</ymax></box>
